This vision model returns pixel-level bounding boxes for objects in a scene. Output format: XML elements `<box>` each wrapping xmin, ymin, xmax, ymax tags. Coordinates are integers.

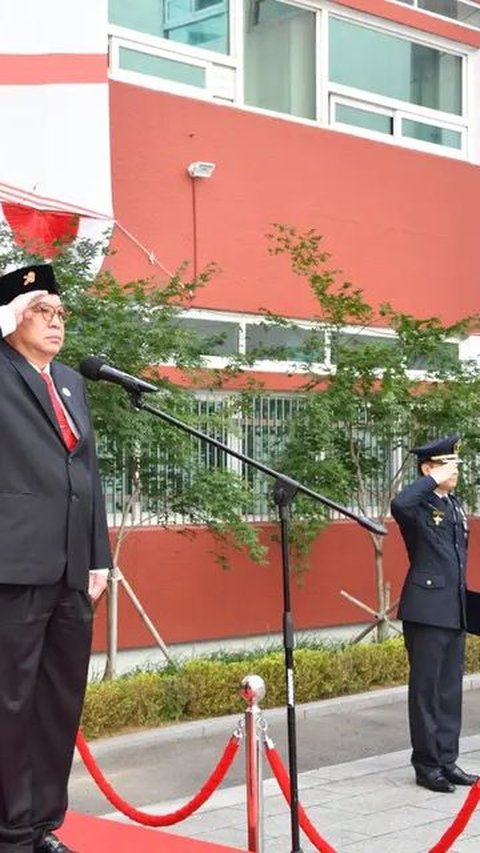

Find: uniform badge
<box><xmin>23</xmin><ymin>270</ymin><xmax>36</xmax><ymax>286</ymax></box>
<box><xmin>432</xmin><ymin>509</ymin><xmax>445</xmax><ymax>526</ymax></box>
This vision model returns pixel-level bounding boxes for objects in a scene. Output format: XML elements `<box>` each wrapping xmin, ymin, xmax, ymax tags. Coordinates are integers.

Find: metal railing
<box><xmin>99</xmin><ymin>391</ymin><xmax>480</xmax><ymax>529</ymax></box>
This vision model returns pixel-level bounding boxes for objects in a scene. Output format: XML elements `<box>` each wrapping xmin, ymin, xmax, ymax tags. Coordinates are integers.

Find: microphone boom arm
<box><xmin>128</xmin><ymin>390</ymin><xmax>387</xmax><ymax>536</ymax></box>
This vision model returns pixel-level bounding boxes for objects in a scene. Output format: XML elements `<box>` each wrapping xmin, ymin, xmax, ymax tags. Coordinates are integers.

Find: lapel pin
<box><xmin>62</xmin><ymin>387</ymin><xmax>71</xmax><ymax>397</ymax></box>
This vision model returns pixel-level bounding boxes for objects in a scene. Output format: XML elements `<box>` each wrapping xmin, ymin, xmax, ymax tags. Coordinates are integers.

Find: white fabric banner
<box><xmin>0</xmin><ymin>0</ymin><xmax>112</xmax><ymax>249</ymax></box>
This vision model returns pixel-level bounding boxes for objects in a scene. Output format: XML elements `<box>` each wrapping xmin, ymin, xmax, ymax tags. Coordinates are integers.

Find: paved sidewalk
<box><xmin>98</xmin><ymin>679</ymin><xmax>480</xmax><ymax>853</ymax></box>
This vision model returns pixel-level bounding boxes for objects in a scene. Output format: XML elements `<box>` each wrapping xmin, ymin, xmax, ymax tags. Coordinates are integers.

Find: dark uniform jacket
<box><xmin>391</xmin><ymin>475</ymin><xmax>468</xmax><ymax>630</ymax></box>
<box><xmin>0</xmin><ymin>339</ymin><xmax>112</xmax><ymax>589</ymax></box>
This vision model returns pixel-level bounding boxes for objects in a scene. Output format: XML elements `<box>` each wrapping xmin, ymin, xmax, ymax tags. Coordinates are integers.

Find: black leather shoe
<box><xmin>35</xmin><ymin>833</ymin><xmax>78</xmax><ymax>853</ymax></box>
<box><xmin>416</xmin><ymin>772</ymin><xmax>456</xmax><ymax>793</ymax></box>
<box><xmin>443</xmin><ymin>765</ymin><xmax>479</xmax><ymax>786</ymax></box>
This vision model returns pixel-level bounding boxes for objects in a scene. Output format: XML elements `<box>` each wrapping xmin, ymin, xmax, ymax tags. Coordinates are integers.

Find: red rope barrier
<box><xmin>428</xmin><ymin>781</ymin><xmax>480</xmax><ymax>853</ymax></box>
<box><xmin>75</xmin><ymin>729</ymin><xmax>240</xmax><ymax>827</ymax></box>
<box><xmin>264</xmin><ymin>740</ymin><xmax>337</xmax><ymax>853</ymax></box>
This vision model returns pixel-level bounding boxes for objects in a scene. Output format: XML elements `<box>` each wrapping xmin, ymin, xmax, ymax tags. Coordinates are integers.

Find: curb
<box><xmin>75</xmin><ymin>671</ymin><xmax>480</xmax><ymax>761</ymax></box>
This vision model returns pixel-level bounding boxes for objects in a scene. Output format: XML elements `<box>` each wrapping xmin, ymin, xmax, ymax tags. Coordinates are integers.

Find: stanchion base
<box><xmin>59</xmin><ymin>812</ymin><xmax>246</xmax><ymax>852</ymax></box>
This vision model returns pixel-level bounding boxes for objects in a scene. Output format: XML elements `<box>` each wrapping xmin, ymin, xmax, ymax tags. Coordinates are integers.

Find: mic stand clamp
<box><xmin>128</xmin><ymin>390</ymin><xmax>144</xmax><ymax>411</ymax></box>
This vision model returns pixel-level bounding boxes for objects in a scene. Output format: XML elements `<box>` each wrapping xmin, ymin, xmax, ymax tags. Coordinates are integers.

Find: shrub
<box><xmin>81</xmin><ymin>635</ymin><xmax>480</xmax><ymax>739</ymax></box>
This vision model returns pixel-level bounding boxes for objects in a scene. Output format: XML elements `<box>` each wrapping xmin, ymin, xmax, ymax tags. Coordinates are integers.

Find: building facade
<box><xmin>4</xmin><ymin>1</ymin><xmax>480</xmax><ymax>650</ymax></box>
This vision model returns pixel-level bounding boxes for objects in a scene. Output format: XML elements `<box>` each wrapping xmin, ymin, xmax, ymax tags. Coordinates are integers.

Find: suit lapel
<box><xmin>0</xmin><ymin>341</ymin><xmax>85</xmax><ymax>450</ymax></box>
<box><xmin>0</xmin><ymin>340</ymin><xmax>63</xmax><ymax>441</ymax></box>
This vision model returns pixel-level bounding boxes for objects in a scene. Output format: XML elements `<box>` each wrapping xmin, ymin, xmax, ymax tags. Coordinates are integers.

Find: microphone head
<box><xmin>79</xmin><ymin>356</ymin><xmax>104</xmax><ymax>381</ymax></box>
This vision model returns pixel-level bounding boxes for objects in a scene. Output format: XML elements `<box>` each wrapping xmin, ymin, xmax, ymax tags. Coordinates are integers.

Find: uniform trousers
<box><xmin>403</xmin><ymin>620</ymin><xmax>465</xmax><ymax>775</ymax></box>
<box><xmin>0</xmin><ymin>579</ymin><xmax>92</xmax><ymax>853</ymax></box>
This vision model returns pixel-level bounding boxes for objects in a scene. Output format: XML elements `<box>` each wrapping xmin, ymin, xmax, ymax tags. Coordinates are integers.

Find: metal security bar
<box><xmin>100</xmin><ymin>393</ymin><xmax>304</xmax><ymax>527</ymax></box>
<box><xmin>99</xmin><ymin>393</ymin><xmax>480</xmax><ymax>529</ymax></box>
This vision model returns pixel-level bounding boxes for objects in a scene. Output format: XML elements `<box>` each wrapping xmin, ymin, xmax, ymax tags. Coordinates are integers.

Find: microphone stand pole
<box><xmin>127</xmin><ymin>390</ymin><xmax>387</xmax><ymax>853</ymax></box>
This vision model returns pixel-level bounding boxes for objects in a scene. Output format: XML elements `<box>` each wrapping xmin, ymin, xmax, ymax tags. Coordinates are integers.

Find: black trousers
<box><xmin>403</xmin><ymin>620</ymin><xmax>465</xmax><ymax>775</ymax></box>
<box><xmin>0</xmin><ymin>580</ymin><xmax>92</xmax><ymax>852</ymax></box>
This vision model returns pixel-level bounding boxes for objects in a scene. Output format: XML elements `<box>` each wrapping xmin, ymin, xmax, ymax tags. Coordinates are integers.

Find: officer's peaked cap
<box><xmin>410</xmin><ymin>434</ymin><xmax>461</xmax><ymax>463</ymax></box>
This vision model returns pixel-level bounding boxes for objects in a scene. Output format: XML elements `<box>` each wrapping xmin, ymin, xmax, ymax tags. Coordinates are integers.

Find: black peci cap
<box><xmin>411</xmin><ymin>434</ymin><xmax>461</xmax><ymax>463</ymax></box>
<box><xmin>0</xmin><ymin>264</ymin><xmax>59</xmax><ymax>306</ymax></box>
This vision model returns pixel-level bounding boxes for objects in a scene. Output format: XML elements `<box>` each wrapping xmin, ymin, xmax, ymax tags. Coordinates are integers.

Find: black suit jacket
<box><xmin>0</xmin><ymin>339</ymin><xmax>112</xmax><ymax>589</ymax></box>
<box><xmin>391</xmin><ymin>475</ymin><xmax>468</xmax><ymax>630</ymax></box>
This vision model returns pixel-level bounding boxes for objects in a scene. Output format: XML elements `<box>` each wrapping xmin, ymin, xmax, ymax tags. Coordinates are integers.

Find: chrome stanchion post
<box><xmin>241</xmin><ymin>675</ymin><xmax>266</xmax><ymax>853</ymax></box>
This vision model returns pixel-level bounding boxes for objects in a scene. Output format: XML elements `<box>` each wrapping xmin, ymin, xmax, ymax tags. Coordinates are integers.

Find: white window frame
<box><xmin>387</xmin><ymin>0</ymin><xmax>480</xmax><ymax>32</ymax></box>
<box><xmin>324</xmin><ymin>5</ymin><xmax>471</xmax><ymax>159</ymax></box>
<box><xmin>109</xmin><ymin>4</ymin><xmax>238</xmax><ymax>101</ymax></box>
<box><xmin>168</xmin><ymin>307</ymin><xmax>466</xmax><ymax>378</ymax></box>
<box><xmin>108</xmin><ymin>1</ymin><xmax>480</xmax><ymax>161</ymax></box>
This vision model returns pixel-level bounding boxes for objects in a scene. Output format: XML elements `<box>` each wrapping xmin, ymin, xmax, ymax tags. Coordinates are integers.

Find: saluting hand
<box><xmin>9</xmin><ymin>290</ymin><xmax>49</xmax><ymax>325</ymax></box>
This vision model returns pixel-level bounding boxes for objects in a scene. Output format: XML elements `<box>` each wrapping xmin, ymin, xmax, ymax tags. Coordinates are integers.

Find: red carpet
<box><xmin>59</xmin><ymin>811</ymin><xmax>246</xmax><ymax>852</ymax></box>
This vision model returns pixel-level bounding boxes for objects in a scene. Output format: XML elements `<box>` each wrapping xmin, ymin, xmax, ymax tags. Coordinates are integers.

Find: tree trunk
<box><xmin>373</xmin><ymin>533</ymin><xmax>388</xmax><ymax>642</ymax></box>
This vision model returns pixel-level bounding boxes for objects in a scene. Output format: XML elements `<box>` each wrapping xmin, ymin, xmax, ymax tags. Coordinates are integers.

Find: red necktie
<box><xmin>41</xmin><ymin>372</ymin><xmax>78</xmax><ymax>452</ymax></box>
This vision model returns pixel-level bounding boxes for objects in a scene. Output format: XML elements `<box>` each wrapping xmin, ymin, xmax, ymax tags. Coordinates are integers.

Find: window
<box><xmin>329</xmin><ymin>17</ymin><xmax>465</xmax><ymax>153</ymax></box>
<box><xmin>330</xmin><ymin>18</ymin><xmax>462</xmax><ymax>115</ymax></box>
<box><xmin>109</xmin><ymin>0</ymin><xmax>230</xmax><ymax>54</ymax></box>
<box><xmin>243</xmin><ymin>0</ymin><xmax>316</xmax><ymax>119</ymax></box>
<box><xmin>163</xmin><ymin>0</ymin><xmax>229</xmax><ymax>54</ymax></box>
<box><xmin>394</xmin><ymin>0</ymin><xmax>480</xmax><ymax>29</ymax></box>
<box><xmin>119</xmin><ymin>46</ymin><xmax>207</xmax><ymax>88</ymax></box>
<box><xmin>245</xmin><ymin>323</ymin><xmax>324</xmax><ymax>363</ymax></box>
<box><xmin>109</xmin><ymin>1</ymin><xmax>473</xmax><ymax>159</ymax></box>
<box><xmin>174</xmin><ymin>317</ymin><xmax>240</xmax><ymax>355</ymax></box>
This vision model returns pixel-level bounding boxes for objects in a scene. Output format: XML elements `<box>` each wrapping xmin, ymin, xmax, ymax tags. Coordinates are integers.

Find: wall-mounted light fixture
<box><xmin>187</xmin><ymin>161</ymin><xmax>216</xmax><ymax>179</ymax></box>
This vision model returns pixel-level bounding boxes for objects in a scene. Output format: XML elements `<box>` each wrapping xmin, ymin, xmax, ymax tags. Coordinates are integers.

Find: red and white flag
<box><xmin>0</xmin><ymin>0</ymin><xmax>112</xmax><ymax>259</ymax></box>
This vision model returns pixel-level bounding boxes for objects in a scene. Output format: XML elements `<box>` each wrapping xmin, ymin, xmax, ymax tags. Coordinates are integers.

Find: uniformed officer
<box><xmin>391</xmin><ymin>434</ymin><xmax>478</xmax><ymax>793</ymax></box>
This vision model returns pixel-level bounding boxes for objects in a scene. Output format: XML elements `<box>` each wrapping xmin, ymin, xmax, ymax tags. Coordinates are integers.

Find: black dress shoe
<box><xmin>443</xmin><ymin>765</ymin><xmax>479</xmax><ymax>786</ymax></box>
<box><xmin>35</xmin><ymin>833</ymin><xmax>78</xmax><ymax>853</ymax></box>
<box><xmin>416</xmin><ymin>772</ymin><xmax>456</xmax><ymax>793</ymax></box>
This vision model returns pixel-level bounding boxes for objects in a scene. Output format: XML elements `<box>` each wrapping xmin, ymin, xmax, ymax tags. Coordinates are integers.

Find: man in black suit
<box><xmin>391</xmin><ymin>435</ymin><xmax>477</xmax><ymax>793</ymax></box>
<box><xmin>0</xmin><ymin>264</ymin><xmax>112</xmax><ymax>852</ymax></box>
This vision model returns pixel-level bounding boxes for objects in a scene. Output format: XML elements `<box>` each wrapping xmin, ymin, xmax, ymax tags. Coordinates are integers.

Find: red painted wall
<box><xmin>109</xmin><ymin>83</ymin><xmax>480</xmax><ymax>326</ymax></box>
<box><xmin>92</xmin><ymin>518</ymin><xmax>480</xmax><ymax>651</ymax></box>
<box><xmin>102</xmin><ymin>5</ymin><xmax>480</xmax><ymax>650</ymax></box>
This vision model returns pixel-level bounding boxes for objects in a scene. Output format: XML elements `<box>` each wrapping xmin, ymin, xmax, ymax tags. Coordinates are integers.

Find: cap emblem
<box><xmin>23</xmin><ymin>271</ymin><xmax>36</xmax><ymax>286</ymax></box>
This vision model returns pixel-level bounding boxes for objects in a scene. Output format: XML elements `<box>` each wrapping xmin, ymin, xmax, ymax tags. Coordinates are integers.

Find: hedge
<box><xmin>81</xmin><ymin>635</ymin><xmax>480</xmax><ymax>739</ymax></box>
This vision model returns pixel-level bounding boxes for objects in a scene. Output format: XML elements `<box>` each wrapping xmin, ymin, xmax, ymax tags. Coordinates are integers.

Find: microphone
<box><xmin>79</xmin><ymin>356</ymin><xmax>158</xmax><ymax>394</ymax></box>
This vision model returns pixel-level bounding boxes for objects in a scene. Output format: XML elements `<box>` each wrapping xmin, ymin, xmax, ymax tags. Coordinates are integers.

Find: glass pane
<box><xmin>244</xmin><ymin>0</ymin><xmax>316</xmax><ymax>120</ymax></box>
<box><xmin>110</xmin><ymin>1</ymin><xmax>230</xmax><ymax>54</ymax></box>
<box><xmin>329</xmin><ymin>18</ymin><xmax>462</xmax><ymax>115</ymax></box>
<box><xmin>332</xmin><ymin>333</ymin><xmax>397</xmax><ymax>364</ymax></box>
<box><xmin>408</xmin><ymin>341</ymin><xmax>459</xmax><ymax>369</ymax></box>
<box><xmin>166</xmin><ymin>14</ymin><xmax>228</xmax><ymax>51</ymax></box>
<box><xmin>395</xmin><ymin>0</ymin><xmax>480</xmax><ymax>28</ymax></box>
<box><xmin>175</xmin><ymin>318</ymin><xmax>239</xmax><ymax>355</ymax></box>
<box><xmin>419</xmin><ymin>0</ymin><xmax>480</xmax><ymax>27</ymax></box>
<box><xmin>246</xmin><ymin>324</ymin><xmax>324</xmax><ymax>362</ymax></box>
<box><xmin>335</xmin><ymin>103</ymin><xmax>393</xmax><ymax>134</ymax></box>
<box><xmin>119</xmin><ymin>47</ymin><xmax>206</xmax><ymax>86</ymax></box>
<box><xmin>164</xmin><ymin>0</ymin><xmax>229</xmax><ymax>53</ymax></box>
<box><xmin>402</xmin><ymin>118</ymin><xmax>462</xmax><ymax>148</ymax></box>
<box><xmin>456</xmin><ymin>1</ymin><xmax>480</xmax><ymax>27</ymax></box>
<box><xmin>109</xmin><ymin>0</ymin><xmax>164</xmax><ymax>35</ymax></box>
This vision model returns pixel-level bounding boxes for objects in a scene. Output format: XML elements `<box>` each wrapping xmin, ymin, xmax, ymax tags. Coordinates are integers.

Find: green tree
<box><xmin>0</xmin><ymin>229</ymin><xmax>268</xmax><ymax>671</ymax></box>
<box><xmin>265</xmin><ymin>225</ymin><xmax>480</xmax><ymax>641</ymax></box>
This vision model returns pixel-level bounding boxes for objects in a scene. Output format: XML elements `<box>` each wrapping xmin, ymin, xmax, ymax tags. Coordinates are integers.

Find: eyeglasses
<box><xmin>31</xmin><ymin>303</ymin><xmax>71</xmax><ymax>324</ymax></box>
